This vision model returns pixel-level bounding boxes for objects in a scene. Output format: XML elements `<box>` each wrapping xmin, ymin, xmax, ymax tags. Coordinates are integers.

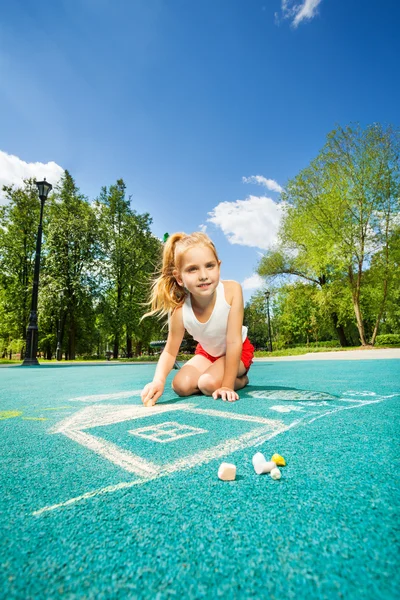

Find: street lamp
<box><xmin>265</xmin><ymin>290</ymin><xmax>273</xmax><ymax>352</ymax></box>
<box><xmin>22</xmin><ymin>179</ymin><xmax>53</xmax><ymax>366</ymax></box>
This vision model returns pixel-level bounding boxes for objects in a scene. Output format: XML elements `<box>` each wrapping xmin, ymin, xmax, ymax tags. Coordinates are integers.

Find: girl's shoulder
<box><xmin>221</xmin><ymin>280</ymin><xmax>242</xmax><ymax>306</ymax></box>
<box><xmin>169</xmin><ymin>305</ymin><xmax>184</xmax><ymax>324</ymax></box>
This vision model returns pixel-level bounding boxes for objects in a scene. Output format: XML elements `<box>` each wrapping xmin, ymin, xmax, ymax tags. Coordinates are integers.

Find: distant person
<box><xmin>141</xmin><ymin>232</ymin><xmax>254</xmax><ymax>407</ymax></box>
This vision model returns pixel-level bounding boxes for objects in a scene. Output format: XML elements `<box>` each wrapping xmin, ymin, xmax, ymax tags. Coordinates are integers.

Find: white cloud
<box><xmin>207</xmin><ymin>195</ymin><xmax>283</xmax><ymax>250</ymax></box>
<box><xmin>293</xmin><ymin>0</ymin><xmax>323</xmax><ymax>27</ymax></box>
<box><xmin>243</xmin><ymin>175</ymin><xmax>283</xmax><ymax>193</ymax></box>
<box><xmin>280</xmin><ymin>0</ymin><xmax>323</xmax><ymax>27</ymax></box>
<box><xmin>0</xmin><ymin>150</ymin><xmax>64</xmax><ymax>203</ymax></box>
<box><xmin>242</xmin><ymin>273</ymin><xmax>264</xmax><ymax>290</ymax></box>
<box><xmin>198</xmin><ymin>223</ymin><xmax>207</xmax><ymax>233</ymax></box>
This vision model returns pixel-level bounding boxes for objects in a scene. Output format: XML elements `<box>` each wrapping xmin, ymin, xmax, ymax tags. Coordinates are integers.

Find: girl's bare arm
<box><xmin>153</xmin><ymin>307</ymin><xmax>185</xmax><ymax>384</ymax></box>
<box><xmin>220</xmin><ymin>281</ymin><xmax>244</xmax><ymax>390</ymax></box>
<box><xmin>141</xmin><ymin>308</ymin><xmax>185</xmax><ymax>406</ymax></box>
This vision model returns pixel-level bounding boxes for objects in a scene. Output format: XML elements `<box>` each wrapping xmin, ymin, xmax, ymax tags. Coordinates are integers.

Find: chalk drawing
<box><xmin>34</xmin><ymin>388</ymin><xmax>397</xmax><ymax>516</ymax></box>
<box><xmin>129</xmin><ymin>421</ymin><xmax>207</xmax><ymax>443</ymax></box>
<box><xmin>269</xmin><ymin>405</ymin><xmax>304</xmax><ymax>413</ymax></box>
<box><xmin>248</xmin><ymin>390</ymin><xmax>337</xmax><ymax>401</ymax></box>
<box><xmin>0</xmin><ymin>410</ymin><xmax>22</xmax><ymax>420</ymax></box>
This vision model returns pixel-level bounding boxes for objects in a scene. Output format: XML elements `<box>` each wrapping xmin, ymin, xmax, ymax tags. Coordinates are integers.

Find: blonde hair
<box><xmin>143</xmin><ymin>231</ymin><xmax>220</xmax><ymax>319</ymax></box>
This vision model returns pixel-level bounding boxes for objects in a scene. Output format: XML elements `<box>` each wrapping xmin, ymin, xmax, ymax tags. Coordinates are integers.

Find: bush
<box><xmin>375</xmin><ymin>334</ymin><xmax>400</xmax><ymax>346</ymax></box>
<box><xmin>275</xmin><ymin>340</ymin><xmax>341</xmax><ymax>349</ymax></box>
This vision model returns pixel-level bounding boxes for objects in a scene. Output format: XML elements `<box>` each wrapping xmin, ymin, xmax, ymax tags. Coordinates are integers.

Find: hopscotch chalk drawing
<box><xmin>34</xmin><ymin>388</ymin><xmax>396</xmax><ymax>516</ymax></box>
<box><xmin>51</xmin><ymin>401</ymin><xmax>290</xmax><ymax>477</ymax></box>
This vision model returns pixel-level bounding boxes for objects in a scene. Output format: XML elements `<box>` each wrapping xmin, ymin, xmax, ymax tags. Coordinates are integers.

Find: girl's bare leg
<box><xmin>234</xmin><ymin>373</ymin><xmax>249</xmax><ymax>391</ymax></box>
<box><xmin>171</xmin><ymin>355</ymin><xmax>213</xmax><ymax>396</ymax></box>
<box><xmin>197</xmin><ymin>356</ymin><xmax>249</xmax><ymax>396</ymax></box>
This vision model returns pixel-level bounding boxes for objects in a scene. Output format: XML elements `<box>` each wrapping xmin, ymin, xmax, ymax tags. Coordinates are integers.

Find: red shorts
<box><xmin>195</xmin><ymin>337</ymin><xmax>255</xmax><ymax>372</ymax></box>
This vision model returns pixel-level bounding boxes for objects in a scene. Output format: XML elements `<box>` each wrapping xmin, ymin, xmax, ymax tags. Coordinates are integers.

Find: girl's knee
<box><xmin>198</xmin><ymin>373</ymin><xmax>222</xmax><ymax>396</ymax></box>
<box><xmin>172</xmin><ymin>374</ymin><xmax>196</xmax><ymax>397</ymax></box>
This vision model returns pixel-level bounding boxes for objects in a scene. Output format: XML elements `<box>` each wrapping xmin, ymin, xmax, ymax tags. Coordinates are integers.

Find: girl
<box><xmin>141</xmin><ymin>232</ymin><xmax>254</xmax><ymax>407</ymax></box>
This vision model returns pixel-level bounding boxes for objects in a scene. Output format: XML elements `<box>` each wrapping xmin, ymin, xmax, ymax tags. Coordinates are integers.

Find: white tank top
<box><xmin>182</xmin><ymin>281</ymin><xmax>248</xmax><ymax>357</ymax></box>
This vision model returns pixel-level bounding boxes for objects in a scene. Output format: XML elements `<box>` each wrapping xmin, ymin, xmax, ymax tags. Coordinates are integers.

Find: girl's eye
<box><xmin>207</xmin><ymin>264</ymin><xmax>215</xmax><ymax>268</ymax></box>
<box><xmin>188</xmin><ymin>267</ymin><xmax>197</xmax><ymax>272</ymax></box>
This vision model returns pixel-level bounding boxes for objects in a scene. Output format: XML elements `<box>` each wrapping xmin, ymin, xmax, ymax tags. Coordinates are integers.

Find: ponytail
<box><xmin>142</xmin><ymin>233</ymin><xmax>187</xmax><ymax>320</ymax></box>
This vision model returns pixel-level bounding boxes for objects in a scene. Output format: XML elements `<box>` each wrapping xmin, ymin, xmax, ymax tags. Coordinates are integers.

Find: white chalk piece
<box><xmin>270</xmin><ymin>467</ymin><xmax>282</xmax><ymax>480</ymax></box>
<box><xmin>218</xmin><ymin>462</ymin><xmax>236</xmax><ymax>481</ymax></box>
<box><xmin>252</xmin><ymin>452</ymin><xmax>277</xmax><ymax>475</ymax></box>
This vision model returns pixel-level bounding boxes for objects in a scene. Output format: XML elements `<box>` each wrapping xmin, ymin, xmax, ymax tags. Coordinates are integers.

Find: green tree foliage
<box><xmin>259</xmin><ymin>123</ymin><xmax>400</xmax><ymax>346</ymax></box>
<box><xmin>0</xmin><ymin>179</ymin><xmax>40</xmax><ymax>352</ymax></box>
<box><xmin>243</xmin><ymin>291</ymin><xmax>270</xmax><ymax>349</ymax></box>
<box><xmin>95</xmin><ymin>179</ymin><xmax>163</xmax><ymax>358</ymax></box>
<box><xmin>40</xmin><ymin>171</ymin><xmax>99</xmax><ymax>359</ymax></box>
<box><xmin>272</xmin><ymin>283</ymin><xmax>337</xmax><ymax>347</ymax></box>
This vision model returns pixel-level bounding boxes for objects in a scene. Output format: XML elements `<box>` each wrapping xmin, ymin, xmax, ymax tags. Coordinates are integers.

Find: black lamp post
<box><xmin>22</xmin><ymin>179</ymin><xmax>52</xmax><ymax>366</ymax></box>
<box><xmin>265</xmin><ymin>290</ymin><xmax>273</xmax><ymax>352</ymax></box>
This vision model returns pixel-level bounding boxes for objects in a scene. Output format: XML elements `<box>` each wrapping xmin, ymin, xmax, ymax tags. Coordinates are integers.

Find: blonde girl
<box><xmin>141</xmin><ymin>232</ymin><xmax>255</xmax><ymax>407</ymax></box>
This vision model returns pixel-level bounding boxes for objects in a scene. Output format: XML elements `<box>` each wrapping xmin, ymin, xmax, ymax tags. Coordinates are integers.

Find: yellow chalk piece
<box><xmin>0</xmin><ymin>410</ymin><xmax>22</xmax><ymax>420</ymax></box>
<box><xmin>22</xmin><ymin>417</ymin><xmax>48</xmax><ymax>421</ymax></box>
<box><xmin>271</xmin><ymin>453</ymin><xmax>286</xmax><ymax>467</ymax></box>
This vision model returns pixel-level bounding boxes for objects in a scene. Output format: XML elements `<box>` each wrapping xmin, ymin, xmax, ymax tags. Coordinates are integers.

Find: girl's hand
<box><xmin>212</xmin><ymin>387</ymin><xmax>239</xmax><ymax>402</ymax></box>
<box><xmin>141</xmin><ymin>380</ymin><xmax>164</xmax><ymax>407</ymax></box>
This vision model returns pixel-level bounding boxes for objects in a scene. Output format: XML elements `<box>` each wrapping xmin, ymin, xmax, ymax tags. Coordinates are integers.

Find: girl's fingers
<box><xmin>144</xmin><ymin>389</ymin><xmax>162</xmax><ymax>407</ymax></box>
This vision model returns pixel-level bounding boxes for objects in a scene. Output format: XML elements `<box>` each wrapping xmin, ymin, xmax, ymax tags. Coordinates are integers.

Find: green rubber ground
<box><xmin>1</xmin><ymin>359</ymin><xmax>399</xmax><ymax>599</ymax></box>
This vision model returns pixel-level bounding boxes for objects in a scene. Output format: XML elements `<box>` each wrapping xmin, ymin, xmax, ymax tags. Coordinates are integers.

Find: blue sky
<box><xmin>1</xmin><ymin>0</ymin><xmax>399</xmax><ymax>301</ymax></box>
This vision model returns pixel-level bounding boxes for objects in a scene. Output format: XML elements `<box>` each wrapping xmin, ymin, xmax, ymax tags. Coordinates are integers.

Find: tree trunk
<box><xmin>348</xmin><ymin>265</ymin><xmax>368</xmax><ymax>345</ymax></box>
<box><xmin>370</xmin><ymin>278</ymin><xmax>388</xmax><ymax>346</ymax></box>
<box><xmin>371</xmin><ymin>216</ymin><xmax>390</xmax><ymax>346</ymax></box>
<box><xmin>331</xmin><ymin>313</ymin><xmax>349</xmax><ymax>347</ymax></box>
<box><xmin>127</xmin><ymin>335</ymin><xmax>132</xmax><ymax>358</ymax></box>
<box><xmin>68</xmin><ymin>315</ymin><xmax>76</xmax><ymax>360</ymax></box>
<box><xmin>60</xmin><ymin>314</ymin><xmax>66</xmax><ymax>360</ymax></box>
<box><xmin>113</xmin><ymin>335</ymin><xmax>119</xmax><ymax>359</ymax></box>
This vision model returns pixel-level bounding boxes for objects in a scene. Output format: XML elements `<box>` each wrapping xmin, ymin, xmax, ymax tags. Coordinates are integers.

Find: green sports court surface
<box><xmin>1</xmin><ymin>359</ymin><xmax>399</xmax><ymax>599</ymax></box>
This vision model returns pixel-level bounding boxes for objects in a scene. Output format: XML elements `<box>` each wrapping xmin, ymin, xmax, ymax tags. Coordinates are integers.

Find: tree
<box><xmin>267</xmin><ymin>123</ymin><xmax>400</xmax><ymax>346</ymax></box>
<box><xmin>0</xmin><ymin>179</ymin><xmax>40</xmax><ymax>353</ymax></box>
<box><xmin>244</xmin><ymin>291</ymin><xmax>270</xmax><ymax>349</ymax></box>
<box><xmin>41</xmin><ymin>171</ymin><xmax>99</xmax><ymax>359</ymax></box>
<box><xmin>95</xmin><ymin>180</ymin><xmax>162</xmax><ymax>358</ymax></box>
<box><xmin>258</xmin><ymin>248</ymin><xmax>351</xmax><ymax>346</ymax></box>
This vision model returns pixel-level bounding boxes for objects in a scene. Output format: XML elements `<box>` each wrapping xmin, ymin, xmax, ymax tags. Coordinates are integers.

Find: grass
<box><xmin>254</xmin><ymin>346</ymin><xmax>358</xmax><ymax>357</ymax></box>
<box><xmin>1</xmin><ymin>346</ymin><xmax>399</xmax><ymax>365</ymax></box>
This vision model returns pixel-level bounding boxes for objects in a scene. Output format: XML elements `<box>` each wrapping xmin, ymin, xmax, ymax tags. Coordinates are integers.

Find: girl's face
<box><xmin>174</xmin><ymin>245</ymin><xmax>221</xmax><ymax>297</ymax></box>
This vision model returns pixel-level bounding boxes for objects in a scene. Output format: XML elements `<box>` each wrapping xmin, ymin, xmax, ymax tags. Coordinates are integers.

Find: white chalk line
<box><xmin>187</xmin><ymin>407</ymin><xmax>279</xmax><ymax>425</ymax></box>
<box><xmin>32</xmin><ymin>479</ymin><xmax>147</xmax><ymax>516</ymax></box>
<box><xmin>307</xmin><ymin>397</ymin><xmax>388</xmax><ymax>424</ymax></box>
<box><xmin>52</xmin><ymin>403</ymin><xmax>198</xmax><ymax>433</ymax></box>
<box><xmin>63</xmin><ymin>429</ymin><xmax>160</xmax><ymax>477</ymax></box>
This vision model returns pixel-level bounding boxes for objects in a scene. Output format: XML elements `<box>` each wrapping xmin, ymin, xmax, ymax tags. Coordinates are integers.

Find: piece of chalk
<box><xmin>252</xmin><ymin>453</ymin><xmax>276</xmax><ymax>475</ymax></box>
<box><xmin>270</xmin><ymin>467</ymin><xmax>282</xmax><ymax>480</ymax></box>
<box><xmin>218</xmin><ymin>462</ymin><xmax>236</xmax><ymax>481</ymax></box>
<box><xmin>271</xmin><ymin>453</ymin><xmax>286</xmax><ymax>467</ymax></box>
